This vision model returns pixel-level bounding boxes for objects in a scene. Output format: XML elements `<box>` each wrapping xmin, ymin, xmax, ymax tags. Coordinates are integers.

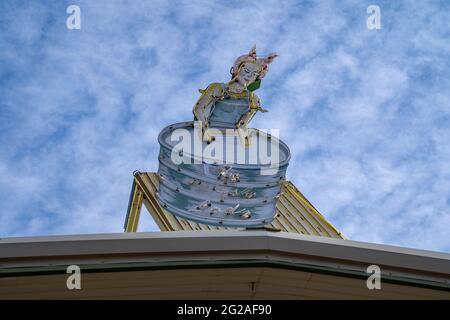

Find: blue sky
<box><xmin>1</xmin><ymin>0</ymin><xmax>450</xmax><ymax>252</ymax></box>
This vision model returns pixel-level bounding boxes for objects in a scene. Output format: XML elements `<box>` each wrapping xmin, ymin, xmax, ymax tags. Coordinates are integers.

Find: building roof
<box><xmin>125</xmin><ymin>172</ymin><xmax>345</xmax><ymax>238</ymax></box>
<box><xmin>2</xmin><ymin>173</ymin><xmax>449</xmax><ymax>299</ymax></box>
<box><xmin>1</xmin><ymin>231</ymin><xmax>449</xmax><ymax>299</ymax></box>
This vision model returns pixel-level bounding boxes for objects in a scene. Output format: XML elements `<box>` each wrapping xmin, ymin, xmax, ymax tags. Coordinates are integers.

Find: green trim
<box><xmin>1</xmin><ymin>259</ymin><xmax>449</xmax><ymax>292</ymax></box>
<box><xmin>247</xmin><ymin>80</ymin><xmax>261</xmax><ymax>92</ymax></box>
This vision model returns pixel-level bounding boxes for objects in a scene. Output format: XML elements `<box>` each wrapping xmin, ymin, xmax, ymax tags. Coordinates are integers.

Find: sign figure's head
<box><xmin>230</xmin><ymin>45</ymin><xmax>278</xmax><ymax>89</ymax></box>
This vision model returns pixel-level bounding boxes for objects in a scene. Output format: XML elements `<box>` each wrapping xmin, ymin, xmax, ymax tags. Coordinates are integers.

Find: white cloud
<box><xmin>0</xmin><ymin>0</ymin><xmax>449</xmax><ymax>252</ymax></box>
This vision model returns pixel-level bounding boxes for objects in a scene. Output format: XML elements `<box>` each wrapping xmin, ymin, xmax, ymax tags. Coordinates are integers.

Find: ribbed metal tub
<box><xmin>156</xmin><ymin>121</ymin><xmax>291</xmax><ymax>227</ymax></box>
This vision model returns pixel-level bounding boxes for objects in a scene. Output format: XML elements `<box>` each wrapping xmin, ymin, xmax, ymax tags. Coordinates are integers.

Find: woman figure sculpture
<box><xmin>192</xmin><ymin>45</ymin><xmax>278</xmax><ymax>146</ymax></box>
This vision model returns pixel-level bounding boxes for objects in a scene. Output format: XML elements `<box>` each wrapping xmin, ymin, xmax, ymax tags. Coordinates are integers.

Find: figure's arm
<box><xmin>192</xmin><ymin>83</ymin><xmax>225</xmax><ymax>130</ymax></box>
<box><xmin>236</xmin><ymin>92</ymin><xmax>267</xmax><ymax>129</ymax></box>
<box><xmin>249</xmin><ymin>93</ymin><xmax>268</xmax><ymax>113</ymax></box>
<box><xmin>235</xmin><ymin>93</ymin><xmax>264</xmax><ymax>147</ymax></box>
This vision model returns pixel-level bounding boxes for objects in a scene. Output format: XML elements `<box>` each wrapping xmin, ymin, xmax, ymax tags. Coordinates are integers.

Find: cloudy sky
<box><xmin>1</xmin><ymin>0</ymin><xmax>449</xmax><ymax>252</ymax></box>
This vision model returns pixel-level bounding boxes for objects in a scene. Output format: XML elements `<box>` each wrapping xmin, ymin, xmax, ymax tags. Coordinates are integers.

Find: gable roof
<box><xmin>125</xmin><ymin>172</ymin><xmax>345</xmax><ymax>238</ymax></box>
